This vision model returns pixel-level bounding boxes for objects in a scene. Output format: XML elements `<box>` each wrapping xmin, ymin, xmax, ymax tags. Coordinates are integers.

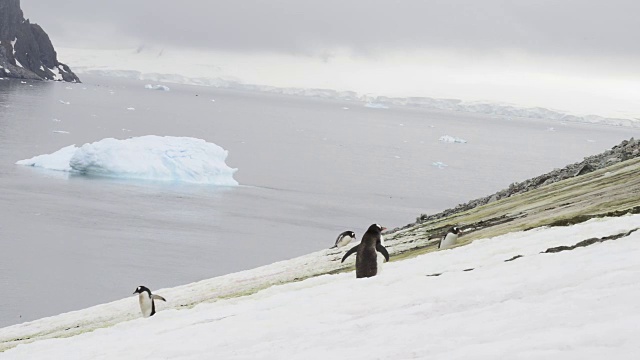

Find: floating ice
<box><xmin>16</xmin><ymin>145</ymin><xmax>77</xmax><ymax>172</ymax></box>
<box><xmin>16</xmin><ymin>136</ymin><xmax>238</xmax><ymax>185</ymax></box>
<box><xmin>58</xmin><ymin>100</ymin><xmax>70</xmax><ymax>105</ymax></box>
<box><xmin>52</xmin><ymin>131</ymin><xmax>69</xmax><ymax>134</ymax></box>
<box><xmin>432</xmin><ymin>161</ymin><xmax>448</xmax><ymax>169</ymax></box>
<box><xmin>364</xmin><ymin>102</ymin><xmax>389</xmax><ymax>109</ymax></box>
<box><xmin>439</xmin><ymin>135</ymin><xmax>467</xmax><ymax>143</ymax></box>
<box><xmin>144</xmin><ymin>84</ymin><xmax>170</xmax><ymax>91</ymax></box>
<box><xmin>126</xmin><ymin>107</ymin><xmax>135</xmax><ymax>111</ymax></box>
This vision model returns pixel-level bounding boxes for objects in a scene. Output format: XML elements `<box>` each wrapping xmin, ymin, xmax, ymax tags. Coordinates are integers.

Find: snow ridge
<box><xmin>1</xmin><ymin>215</ymin><xmax>639</xmax><ymax>358</ymax></box>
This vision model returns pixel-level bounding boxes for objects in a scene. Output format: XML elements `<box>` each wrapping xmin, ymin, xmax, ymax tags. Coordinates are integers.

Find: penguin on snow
<box><xmin>133</xmin><ymin>285</ymin><xmax>166</xmax><ymax>318</ymax></box>
<box><xmin>438</xmin><ymin>226</ymin><xmax>463</xmax><ymax>249</ymax></box>
<box><xmin>341</xmin><ymin>224</ymin><xmax>390</xmax><ymax>278</ymax></box>
<box><xmin>330</xmin><ymin>230</ymin><xmax>356</xmax><ymax>249</ymax></box>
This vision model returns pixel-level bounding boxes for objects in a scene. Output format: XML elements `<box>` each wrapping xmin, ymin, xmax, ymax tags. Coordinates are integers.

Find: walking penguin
<box><xmin>330</xmin><ymin>230</ymin><xmax>356</xmax><ymax>249</ymax></box>
<box><xmin>133</xmin><ymin>285</ymin><xmax>166</xmax><ymax>318</ymax></box>
<box><xmin>341</xmin><ymin>224</ymin><xmax>390</xmax><ymax>278</ymax></box>
<box><xmin>438</xmin><ymin>226</ymin><xmax>462</xmax><ymax>249</ymax></box>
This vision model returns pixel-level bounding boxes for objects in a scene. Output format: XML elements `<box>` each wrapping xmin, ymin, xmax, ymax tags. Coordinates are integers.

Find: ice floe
<box><xmin>364</xmin><ymin>102</ymin><xmax>389</xmax><ymax>109</ymax></box>
<box><xmin>439</xmin><ymin>135</ymin><xmax>467</xmax><ymax>143</ymax></box>
<box><xmin>144</xmin><ymin>84</ymin><xmax>170</xmax><ymax>91</ymax></box>
<box><xmin>16</xmin><ymin>136</ymin><xmax>238</xmax><ymax>185</ymax></box>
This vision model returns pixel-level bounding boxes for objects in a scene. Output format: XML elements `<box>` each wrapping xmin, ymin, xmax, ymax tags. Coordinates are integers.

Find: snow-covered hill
<box><xmin>1</xmin><ymin>215</ymin><xmax>639</xmax><ymax>359</ymax></box>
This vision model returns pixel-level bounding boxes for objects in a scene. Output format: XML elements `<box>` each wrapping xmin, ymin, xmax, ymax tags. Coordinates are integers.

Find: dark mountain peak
<box><xmin>0</xmin><ymin>0</ymin><xmax>80</xmax><ymax>82</ymax></box>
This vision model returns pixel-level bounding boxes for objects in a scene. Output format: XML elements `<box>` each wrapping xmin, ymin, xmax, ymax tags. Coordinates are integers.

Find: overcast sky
<box><xmin>19</xmin><ymin>0</ymin><xmax>640</xmax><ymax>117</ymax></box>
<box><xmin>21</xmin><ymin>0</ymin><xmax>640</xmax><ymax>57</ymax></box>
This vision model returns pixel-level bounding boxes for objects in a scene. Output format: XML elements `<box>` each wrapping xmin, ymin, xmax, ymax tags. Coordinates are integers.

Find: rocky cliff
<box><xmin>0</xmin><ymin>0</ymin><xmax>79</xmax><ymax>82</ymax></box>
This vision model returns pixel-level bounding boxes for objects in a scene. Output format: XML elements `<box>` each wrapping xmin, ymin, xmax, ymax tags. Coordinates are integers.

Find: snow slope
<box><xmin>15</xmin><ymin>136</ymin><xmax>238</xmax><ymax>185</ymax></box>
<box><xmin>1</xmin><ymin>215</ymin><xmax>639</xmax><ymax>359</ymax></box>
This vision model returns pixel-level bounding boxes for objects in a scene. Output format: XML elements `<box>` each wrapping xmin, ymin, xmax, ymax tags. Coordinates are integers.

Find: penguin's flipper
<box><xmin>376</xmin><ymin>244</ymin><xmax>390</xmax><ymax>262</ymax></box>
<box><xmin>341</xmin><ymin>245</ymin><xmax>359</xmax><ymax>263</ymax></box>
<box><xmin>329</xmin><ymin>245</ymin><xmax>338</xmax><ymax>249</ymax></box>
<box><xmin>151</xmin><ymin>295</ymin><xmax>166</xmax><ymax>302</ymax></box>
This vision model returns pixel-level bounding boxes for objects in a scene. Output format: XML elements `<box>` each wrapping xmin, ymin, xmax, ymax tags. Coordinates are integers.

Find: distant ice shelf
<box><xmin>16</xmin><ymin>135</ymin><xmax>238</xmax><ymax>186</ymax></box>
<box><xmin>69</xmin><ymin>69</ymin><xmax>640</xmax><ymax>128</ymax></box>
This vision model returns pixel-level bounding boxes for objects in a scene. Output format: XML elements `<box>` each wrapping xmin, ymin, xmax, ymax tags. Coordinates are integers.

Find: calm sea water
<box><xmin>0</xmin><ymin>76</ymin><xmax>637</xmax><ymax>327</ymax></box>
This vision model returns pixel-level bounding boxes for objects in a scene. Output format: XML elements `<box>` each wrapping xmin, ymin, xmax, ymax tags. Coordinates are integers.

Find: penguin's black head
<box><xmin>450</xmin><ymin>226</ymin><xmax>462</xmax><ymax>234</ymax></box>
<box><xmin>133</xmin><ymin>285</ymin><xmax>151</xmax><ymax>295</ymax></box>
<box><xmin>367</xmin><ymin>223</ymin><xmax>387</xmax><ymax>234</ymax></box>
<box><xmin>347</xmin><ymin>231</ymin><xmax>356</xmax><ymax>238</ymax></box>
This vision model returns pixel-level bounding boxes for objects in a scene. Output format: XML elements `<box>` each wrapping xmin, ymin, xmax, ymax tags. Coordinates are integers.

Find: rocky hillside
<box><xmin>0</xmin><ymin>0</ymin><xmax>79</xmax><ymax>82</ymax></box>
<box><xmin>407</xmin><ymin>137</ymin><xmax>640</xmax><ymax>229</ymax></box>
<box><xmin>382</xmin><ymin>137</ymin><xmax>640</xmax><ymax>260</ymax></box>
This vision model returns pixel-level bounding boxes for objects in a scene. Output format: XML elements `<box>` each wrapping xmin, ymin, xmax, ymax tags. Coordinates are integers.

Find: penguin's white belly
<box><xmin>440</xmin><ymin>233</ymin><xmax>459</xmax><ymax>249</ymax></box>
<box><xmin>376</xmin><ymin>252</ymin><xmax>386</xmax><ymax>273</ymax></box>
<box><xmin>377</xmin><ymin>234</ymin><xmax>386</xmax><ymax>273</ymax></box>
<box><xmin>138</xmin><ymin>294</ymin><xmax>153</xmax><ymax>317</ymax></box>
<box><xmin>336</xmin><ymin>237</ymin><xmax>352</xmax><ymax>248</ymax></box>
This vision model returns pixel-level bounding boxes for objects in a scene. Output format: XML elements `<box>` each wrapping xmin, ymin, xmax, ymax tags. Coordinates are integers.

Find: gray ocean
<box><xmin>0</xmin><ymin>76</ymin><xmax>637</xmax><ymax>327</ymax></box>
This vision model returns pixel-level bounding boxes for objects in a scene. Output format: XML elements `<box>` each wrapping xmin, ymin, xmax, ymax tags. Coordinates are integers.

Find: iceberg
<box><xmin>16</xmin><ymin>136</ymin><xmax>238</xmax><ymax>185</ymax></box>
<box><xmin>144</xmin><ymin>84</ymin><xmax>170</xmax><ymax>91</ymax></box>
<box><xmin>364</xmin><ymin>102</ymin><xmax>389</xmax><ymax>109</ymax></box>
<box><xmin>439</xmin><ymin>135</ymin><xmax>467</xmax><ymax>143</ymax></box>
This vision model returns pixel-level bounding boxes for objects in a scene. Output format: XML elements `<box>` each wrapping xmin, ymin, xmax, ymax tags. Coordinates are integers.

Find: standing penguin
<box><xmin>133</xmin><ymin>285</ymin><xmax>166</xmax><ymax>318</ymax></box>
<box><xmin>341</xmin><ymin>224</ymin><xmax>390</xmax><ymax>278</ymax></box>
<box><xmin>438</xmin><ymin>226</ymin><xmax>462</xmax><ymax>249</ymax></box>
<box><xmin>330</xmin><ymin>230</ymin><xmax>356</xmax><ymax>249</ymax></box>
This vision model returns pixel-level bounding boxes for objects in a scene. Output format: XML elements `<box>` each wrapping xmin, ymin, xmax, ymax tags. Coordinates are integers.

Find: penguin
<box><xmin>341</xmin><ymin>224</ymin><xmax>390</xmax><ymax>278</ymax></box>
<box><xmin>438</xmin><ymin>226</ymin><xmax>462</xmax><ymax>249</ymax></box>
<box><xmin>330</xmin><ymin>230</ymin><xmax>356</xmax><ymax>249</ymax></box>
<box><xmin>133</xmin><ymin>285</ymin><xmax>166</xmax><ymax>318</ymax></box>
<box><xmin>377</xmin><ymin>232</ymin><xmax>387</xmax><ymax>273</ymax></box>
